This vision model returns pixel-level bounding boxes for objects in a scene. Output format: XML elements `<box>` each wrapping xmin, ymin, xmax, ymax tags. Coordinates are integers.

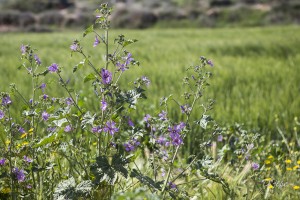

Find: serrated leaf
<box><xmin>83</xmin><ymin>25</ymin><xmax>94</xmax><ymax>37</ymax></box>
<box><xmin>84</xmin><ymin>73</ymin><xmax>96</xmax><ymax>83</ymax></box>
<box><xmin>53</xmin><ymin>177</ymin><xmax>76</xmax><ymax>200</ymax></box>
<box><xmin>112</xmin><ymin>154</ymin><xmax>129</xmax><ymax>178</ymax></box>
<box><xmin>75</xmin><ymin>180</ymin><xmax>93</xmax><ymax>196</ymax></box>
<box><xmin>90</xmin><ymin>156</ymin><xmax>116</xmax><ymax>185</ymax></box>
<box><xmin>198</xmin><ymin>115</ymin><xmax>212</xmax><ymax>129</ymax></box>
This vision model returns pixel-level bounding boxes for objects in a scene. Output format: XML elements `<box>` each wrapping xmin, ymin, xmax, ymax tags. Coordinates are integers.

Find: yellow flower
<box><xmin>5</xmin><ymin>140</ymin><xmax>10</xmax><ymax>145</ymax></box>
<box><xmin>1</xmin><ymin>188</ymin><xmax>11</xmax><ymax>194</ymax></box>
<box><xmin>286</xmin><ymin>167</ymin><xmax>292</xmax><ymax>171</ymax></box>
<box><xmin>265</xmin><ymin>160</ymin><xmax>271</xmax><ymax>164</ymax></box>
<box><xmin>264</xmin><ymin>178</ymin><xmax>272</xmax><ymax>181</ymax></box>
<box><xmin>293</xmin><ymin>185</ymin><xmax>300</xmax><ymax>190</ymax></box>
<box><xmin>293</xmin><ymin>165</ymin><xmax>299</xmax><ymax>170</ymax></box>
<box><xmin>20</xmin><ymin>132</ymin><xmax>28</xmax><ymax>138</ymax></box>
<box><xmin>285</xmin><ymin>159</ymin><xmax>292</xmax><ymax>164</ymax></box>
<box><xmin>92</xmin><ymin>142</ymin><xmax>97</xmax><ymax>146</ymax></box>
<box><xmin>266</xmin><ymin>167</ymin><xmax>271</xmax><ymax>171</ymax></box>
<box><xmin>297</xmin><ymin>160</ymin><xmax>300</xmax><ymax>165</ymax></box>
<box><xmin>268</xmin><ymin>184</ymin><xmax>274</xmax><ymax>189</ymax></box>
<box><xmin>268</xmin><ymin>155</ymin><xmax>274</xmax><ymax>159</ymax></box>
<box><xmin>22</xmin><ymin>142</ymin><xmax>29</xmax><ymax>146</ymax></box>
<box><xmin>238</xmin><ymin>155</ymin><xmax>243</xmax><ymax>159</ymax></box>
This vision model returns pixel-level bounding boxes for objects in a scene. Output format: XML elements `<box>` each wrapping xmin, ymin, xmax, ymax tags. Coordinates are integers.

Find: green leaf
<box><xmin>33</xmin><ymin>132</ymin><xmax>59</xmax><ymax>148</ymax></box>
<box><xmin>111</xmin><ymin>154</ymin><xmax>129</xmax><ymax>178</ymax></box>
<box><xmin>73</xmin><ymin>59</ymin><xmax>87</xmax><ymax>73</ymax></box>
<box><xmin>75</xmin><ymin>180</ymin><xmax>93</xmax><ymax>196</ymax></box>
<box><xmin>123</xmin><ymin>39</ymin><xmax>138</xmax><ymax>47</ymax></box>
<box><xmin>90</xmin><ymin>156</ymin><xmax>116</xmax><ymax>185</ymax></box>
<box><xmin>52</xmin><ymin>118</ymin><xmax>68</xmax><ymax>127</ymax></box>
<box><xmin>81</xmin><ymin>111</ymin><xmax>95</xmax><ymax>128</ymax></box>
<box><xmin>53</xmin><ymin>177</ymin><xmax>76</xmax><ymax>200</ymax></box>
<box><xmin>84</xmin><ymin>73</ymin><xmax>96</xmax><ymax>83</ymax></box>
<box><xmin>130</xmin><ymin>169</ymin><xmax>162</xmax><ymax>190</ymax></box>
<box><xmin>197</xmin><ymin>115</ymin><xmax>212</xmax><ymax>129</ymax></box>
<box><xmin>83</xmin><ymin>25</ymin><xmax>94</xmax><ymax>37</ymax></box>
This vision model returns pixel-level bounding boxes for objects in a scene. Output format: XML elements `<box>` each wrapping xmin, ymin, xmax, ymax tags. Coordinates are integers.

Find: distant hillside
<box><xmin>0</xmin><ymin>0</ymin><xmax>299</xmax><ymax>31</ymax></box>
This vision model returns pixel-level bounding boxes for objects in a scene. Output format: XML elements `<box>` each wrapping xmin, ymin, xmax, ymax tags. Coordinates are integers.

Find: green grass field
<box><xmin>0</xmin><ymin>26</ymin><xmax>299</xmax><ymax>137</ymax></box>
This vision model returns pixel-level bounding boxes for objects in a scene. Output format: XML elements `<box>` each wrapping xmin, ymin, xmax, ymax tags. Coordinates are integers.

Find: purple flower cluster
<box><xmin>252</xmin><ymin>162</ymin><xmax>260</xmax><ymax>170</ymax></box>
<box><xmin>20</xmin><ymin>44</ymin><xmax>27</xmax><ymax>55</ymax></box>
<box><xmin>64</xmin><ymin>125</ymin><xmax>72</xmax><ymax>132</ymax></box>
<box><xmin>23</xmin><ymin>156</ymin><xmax>33</xmax><ymax>163</ymax></box>
<box><xmin>13</xmin><ymin>167</ymin><xmax>26</xmax><ymax>182</ymax></box>
<box><xmin>0</xmin><ymin>110</ymin><xmax>4</xmax><ymax>119</ymax></box>
<box><xmin>2</xmin><ymin>95</ymin><xmax>12</xmax><ymax>106</ymax></box>
<box><xmin>70</xmin><ymin>41</ymin><xmax>80</xmax><ymax>52</ymax></box>
<box><xmin>158</xmin><ymin>110</ymin><xmax>167</xmax><ymax>121</ymax></box>
<box><xmin>42</xmin><ymin>111</ymin><xmax>49</xmax><ymax>121</ymax></box>
<box><xmin>123</xmin><ymin>138</ymin><xmax>140</xmax><ymax>152</ymax></box>
<box><xmin>103</xmin><ymin>121</ymin><xmax>119</xmax><ymax>135</ymax></box>
<box><xmin>48</xmin><ymin>63</ymin><xmax>59</xmax><ymax>73</ymax></box>
<box><xmin>116</xmin><ymin>52</ymin><xmax>134</xmax><ymax>72</ymax></box>
<box><xmin>180</xmin><ymin>104</ymin><xmax>192</xmax><ymax>114</ymax></box>
<box><xmin>0</xmin><ymin>158</ymin><xmax>6</xmax><ymax>166</ymax></box>
<box><xmin>143</xmin><ymin>114</ymin><xmax>151</xmax><ymax>127</ymax></box>
<box><xmin>156</xmin><ymin>135</ymin><xmax>169</xmax><ymax>146</ymax></box>
<box><xmin>65</xmin><ymin>97</ymin><xmax>73</xmax><ymax>105</ymax></box>
<box><xmin>101</xmin><ymin>68</ymin><xmax>112</xmax><ymax>85</ymax></box>
<box><xmin>40</xmin><ymin>83</ymin><xmax>46</xmax><ymax>93</ymax></box>
<box><xmin>101</xmin><ymin>99</ymin><xmax>107</xmax><ymax>111</ymax></box>
<box><xmin>92</xmin><ymin>125</ymin><xmax>102</xmax><ymax>133</ymax></box>
<box><xmin>168</xmin><ymin>123</ymin><xmax>185</xmax><ymax>146</ymax></box>
<box><xmin>34</xmin><ymin>54</ymin><xmax>41</xmax><ymax>65</ymax></box>
<box><xmin>127</xmin><ymin>117</ymin><xmax>134</xmax><ymax>127</ymax></box>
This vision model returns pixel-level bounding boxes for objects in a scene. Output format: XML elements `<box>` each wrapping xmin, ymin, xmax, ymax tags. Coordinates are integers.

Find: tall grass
<box><xmin>0</xmin><ymin>26</ymin><xmax>299</xmax><ymax>139</ymax></box>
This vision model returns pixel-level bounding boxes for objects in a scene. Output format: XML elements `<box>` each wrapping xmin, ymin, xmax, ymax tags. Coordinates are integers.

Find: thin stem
<box><xmin>105</xmin><ymin>29</ymin><xmax>109</xmax><ymax>69</ymax></box>
<box><xmin>57</xmin><ymin>73</ymin><xmax>83</xmax><ymax>114</ymax></box>
<box><xmin>161</xmin><ymin>146</ymin><xmax>180</xmax><ymax>197</ymax></box>
<box><xmin>7</xmin><ymin>108</ymin><xmax>16</xmax><ymax>200</ymax></box>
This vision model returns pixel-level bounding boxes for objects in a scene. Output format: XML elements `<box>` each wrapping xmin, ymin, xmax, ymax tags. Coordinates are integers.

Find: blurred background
<box><xmin>0</xmin><ymin>0</ymin><xmax>299</xmax><ymax>31</ymax></box>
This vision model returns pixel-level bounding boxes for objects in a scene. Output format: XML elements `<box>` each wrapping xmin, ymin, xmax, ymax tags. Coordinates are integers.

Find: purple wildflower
<box><xmin>48</xmin><ymin>63</ymin><xmax>59</xmax><ymax>73</ymax></box>
<box><xmin>0</xmin><ymin>158</ymin><xmax>6</xmax><ymax>166</ymax></box>
<box><xmin>143</xmin><ymin>114</ymin><xmax>151</xmax><ymax>122</ymax></box>
<box><xmin>92</xmin><ymin>125</ymin><xmax>102</xmax><ymax>133</ymax></box>
<box><xmin>207</xmin><ymin>60</ymin><xmax>214</xmax><ymax>67</ymax></box>
<box><xmin>2</xmin><ymin>95</ymin><xmax>12</xmax><ymax>106</ymax></box>
<box><xmin>116</xmin><ymin>61</ymin><xmax>126</xmax><ymax>72</ymax></box>
<box><xmin>252</xmin><ymin>162</ymin><xmax>260</xmax><ymax>170</ymax></box>
<box><xmin>43</xmin><ymin>94</ymin><xmax>48</xmax><ymax>100</ymax></box>
<box><xmin>156</xmin><ymin>135</ymin><xmax>167</xmax><ymax>146</ymax></box>
<box><xmin>13</xmin><ymin>167</ymin><xmax>26</xmax><ymax>182</ymax></box>
<box><xmin>128</xmin><ymin>117</ymin><xmax>134</xmax><ymax>127</ymax></box>
<box><xmin>141</xmin><ymin>76</ymin><xmax>150</xmax><ymax>86</ymax></box>
<box><xmin>19</xmin><ymin>127</ymin><xmax>25</xmax><ymax>133</ymax></box>
<box><xmin>124</xmin><ymin>143</ymin><xmax>135</xmax><ymax>152</ymax></box>
<box><xmin>169</xmin><ymin>182</ymin><xmax>177</xmax><ymax>190</ymax></box>
<box><xmin>34</xmin><ymin>54</ymin><xmax>41</xmax><ymax>65</ymax></box>
<box><xmin>0</xmin><ymin>110</ymin><xmax>4</xmax><ymax>119</ymax></box>
<box><xmin>42</xmin><ymin>111</ymin><xmax>49</xmax><ymax>121</ymax></box>
<box><xmin>20</xmin><ymin>44</ymin><xmax>26</xmax><ymax>55</ymax></box>
<box><xmin>168</xmin><ymin>125</ymin><xmax>183</xmax><ymax>146</ymax></box>
<box><xmin>217</xmin><ymin>135</ymin><xmax>223</xmax><ymax>142</ymax></box>
<box><xmin>101</xmin><ymin>99</ymin><xmax>107</xmax><ymax>111</ymax></box>
<box><xmin>65</xmin><ymin>97</ymin><xmax>73</xmax><ymax>105</ymax></box>
<box><xmin>158</xmin><ymin>110</ymin><xmax>167</xmax><ymax>121</ymax></box>
<box><xmin>64</xmin><ymin>125</ymin><xmax>72</xmax><ymax>132</ymax></box>
<box><xmin>101</xmin><ymin>68</ymin><xmax>112</xmax><ymax>85</ymax></box>
<box><xmin>124</xmin><ymin>53</ymin><xmax>134</xmax><ymax>66</ymax></box>
<box><xmin>40</xmin><ymin>83</ymin><xmax>46</xmax><ymax>93</ymax></box>
<box><xmin>180</xmin><ymin>104</ymin><xmax>192</xmax><ymax>114</ymax></box>
<box><xmin>247</xmin><ymin>143</ymin><xmax>254</xmax><ymax>150</ymax></box>
<box><xmin>161</xmin><ymin>168</ymin><xmax>166</xmax><ymax>177</ymax></box>
<box><xmin>93</xmin><ymin>36</ymin><xmax>100</xmax><ymax>47</ymax></box>
<box><xmin>70</xmin><ymin>42</ymin><xmax>79</xmax><ymax>51</ymax></box>
<box><xmin>26</xmin><ymin>185</ymin><xmax>32</xmax><ymax>189</ymax></box>
<box><xmin>29</xmin><ymin>99</ymin><xmax>33</xmax><ymax>105</ymax></box>
<box><xmin>103</xmin><ymin>121</ymin><xmax>119</xmax><ymax>135</ymax></box>
<box><xmin>23</xmin><ymin>156</ymin><xmax>33</xmax><ymax>163</ymax></box>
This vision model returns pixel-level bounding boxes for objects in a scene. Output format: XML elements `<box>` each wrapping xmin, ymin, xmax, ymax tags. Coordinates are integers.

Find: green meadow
<box><xmin>0</xmin><ymin>25</ymin><xmax>299</xmax><ymax>138</ymax></box>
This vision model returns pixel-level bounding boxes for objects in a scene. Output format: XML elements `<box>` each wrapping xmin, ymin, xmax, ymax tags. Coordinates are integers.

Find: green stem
<box><xmin>7</xmin><ymin>108</ymin><xmax>16</xmax><ymax>200</ymax></box>
<box><xmin>105</xmin><ymin>29</ymin><xmax>109</xmax><ymax>70</ymax></box>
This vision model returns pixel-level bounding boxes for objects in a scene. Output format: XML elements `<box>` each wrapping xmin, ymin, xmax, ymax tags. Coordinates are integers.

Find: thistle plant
<box><xmin>0</xmin><ymin>3</ymin><xmax>238</xmax><ymax>200</ymax></box>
